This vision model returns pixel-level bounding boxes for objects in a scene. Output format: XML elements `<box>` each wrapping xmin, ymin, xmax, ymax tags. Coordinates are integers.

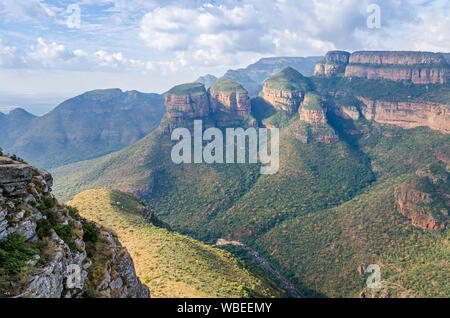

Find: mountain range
<box><xmin>0</xmin><ymin>89</ymin><xmax>165</xmax><ymax>169</ymax></box>
<box><xmin>1</xmin><ymin>50</ymin><xmax>449</xmax><ymax>298</ymax></box>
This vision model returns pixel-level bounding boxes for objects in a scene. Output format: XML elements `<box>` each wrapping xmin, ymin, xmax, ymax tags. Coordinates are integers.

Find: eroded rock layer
<box><xmin>358</xmin><ymin>97</ymin><xmax>449</xmax><ymax>134</ymax></box>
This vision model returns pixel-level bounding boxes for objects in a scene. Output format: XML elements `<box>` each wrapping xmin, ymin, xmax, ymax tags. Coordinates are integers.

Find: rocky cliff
<box><xmin>314</xmin><ymin>51</ymin><xmax>450</xmax><ymax>84</ymax></box>
<box><xmin>0</xmin><ymin>155</ymin><xmax>149</xmax><ymax>298</ymax></box>
<box><xmin>163</xmin><ymin>80</ymin><xmax>255</xmax><ymax>133</ymax></box>
<box><xmin>291</xmin><ymin>93</ymin><xmax>338</xmax><ymax>144</ymax></box>
<box><xmin>165</xmin><ymin>83</ymin><xmax>210</xmax><ymax>121</ymax></box>
<box><xmin>209</xmin><ymin>80</ymin><xmax>251</xmax><ymax>117</ymax></box>
<box><xmin>314</xmin><ymin>51</ymin><xmax>350</xmax><ymax>77</ymax></box>
<box><xmin>395</xmin><ymin>164</ymin><xmax>448</xmax><ymax>230</ymax></box>
<box><xmin>261</xmin><ymin>67</ymin><xmax>310</xmax><ymax>113</ymax></box>
<box><xmin>358</xmin><ymin>97</ymin><xmax>449</xmax><ymax>134</ymax></box>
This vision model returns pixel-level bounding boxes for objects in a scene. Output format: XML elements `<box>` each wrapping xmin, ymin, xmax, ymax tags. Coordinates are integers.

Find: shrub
<box><xmin>36</xmin><ymin>218</ymin><xmax>53</xmax><ymax>239</ymax></box>
<box><xmin>82</xmin><ymin>223</ymin><xmax>99</xmax><ymax>243</ymax></box>
<box><xmin>0</xmin><ymin>233</ymin><xmax>38</xmax><ymax>275</ymax></box>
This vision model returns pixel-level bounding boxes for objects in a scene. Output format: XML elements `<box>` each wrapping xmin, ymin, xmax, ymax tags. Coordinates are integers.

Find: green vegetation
<box><xmin>264</xmin><ymin>67</ymin><xmax>311</xmax><ymax>91</ymax></box>
<box><xmin>68</xmin><ymin>189</ymin><xmax>287</xmax><ymax>298</ymax></box>
<box><xmin>302</xmin><ymin>93</ymin><xmax>323</xmax><ymax>110</ymax></box>
<box><xmin>210</xmin><ymin>79</ymin><xmax>247</xmax><ymax>93</ymax></box>
<box><xmin>167</xmin><ymin>82</ymin><xmax>206</xmax><ymax>96</ymax></box>
<box><xmin>0</xmin><ymin>89</ymin><xmax>165</xmax><ymax>169</ymax></box>
<box><xmin>312</xmin><ymin>77</ymin><xmax>450</xmax><ymax>104</ymax></box>
<box><xmin>0</xmin><ymin>233</ymin><xmax>39</xmax><ymax>297</ymax></box>
<box><xmin>51</xmin><ymin>74</ymin><xmax>450</xmax><ymax>298</ymax></box>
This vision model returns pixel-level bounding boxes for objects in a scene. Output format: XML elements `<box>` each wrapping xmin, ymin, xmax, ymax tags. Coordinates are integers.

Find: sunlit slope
<box><xmin>68</xmin><ymin>189</ymin><xmax>286</xmax><ymax>298</ymax></box>
<box><xmin>254</xmin><ymin>174</ymin><xmax>449</xmax><ymax>298</ymax></box>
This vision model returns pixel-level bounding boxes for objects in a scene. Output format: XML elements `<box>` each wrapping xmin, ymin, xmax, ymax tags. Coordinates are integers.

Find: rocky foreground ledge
<box><xmin>0</xmin><ymin>155</ymin><xmax>149</xmax><ymax>298</ymax></box>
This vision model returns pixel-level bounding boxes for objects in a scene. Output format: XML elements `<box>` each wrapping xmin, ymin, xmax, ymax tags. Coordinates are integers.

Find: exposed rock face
<box><xmin>346</xmin><ymin>51</ymin><xmax>449</xmax><ymax>84</ymax></box>
<box><xmin>209</xmin><ymin>81</ymin><xmax>251</xmax><ymax>117</ymax></box>
<box><xmin>299</xmin><ymin>94</ymin><xmax>328</xmax><ymax>125</ymax></box>
<box><xmin>261</xmin><ymin>67</ymin><xmax>310</xmax><ymax>113</ymax></box>
<box><xmin>314</xmin><ymin>51</ymin><xmax>350</xmax><ymax>77</ymax></box>
<box><xmin>358</xmin><ymin>97</ymin><xmax>449</xmax><ymax>134</ymax></box>
<box><xmin>345</xmin><ymin>64</ymin><xmax>448</xmax><ymax>84</ymax></box>
<box><xmin>395</xmin><ymin>165</ymin><xmax>448</xmax><ymax>230</ymax></box>
<box><xmin>333</xmin><ymin>105</ymin><xmax>360</xmax><ymax>120</ymax></box>
<box><xmin>165</xmin><ymin>93</ymin><xmax>210</xmax><ymax>120</ymax></box>
<box><xmin>314</xmin><ymin>51</ymin><xmax>450</xmax><ymax>84</ymax></box>
<box><xmin>261</xmin><ymin>88</ymin><xmax>304</xmax><ymax>114</ymax></box>
<box><xmin>293</xmin><ymin>93</ymin><xmax>339</xmax><ymax>144</ymax></box>
<box><xmin>163</xmin><ymin>81</ymin><xmax>255</xmax><ymax>133</ymax></box>
<box><xmin>0</xmin><ymin>156</ymin><xmax>149</xmax><ymax>298</ymax></box>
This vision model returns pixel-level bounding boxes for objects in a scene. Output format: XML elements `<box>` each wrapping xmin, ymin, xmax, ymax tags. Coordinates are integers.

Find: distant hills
<box><xmin>196</xmin><ymin>56</ymin><xmax>323</xmax><ymax>97</ymax></box>
<box><xmin>0</xmin><ymin>89</ymin><xmax>165</xmax><ymax>169</ymax></box>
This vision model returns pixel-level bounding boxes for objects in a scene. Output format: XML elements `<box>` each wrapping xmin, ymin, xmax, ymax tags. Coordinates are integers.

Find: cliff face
<box><xmin>209</xmin><ymin>80</ymin><xmax>251</xmax><ymax>117</ymax></box>
<box><xmin>358</xmin><ymin>97</ymin><xmax>449</xmax><ymax>134</ymax></box>
<box><xmin>314</xmin><ymin>51</ymin><xmax>450</xmax><ymax>84</ymax></box>
<box><xmin>345</xmin><ymin>64</ymin><xmax>448</xmax><ymax>84</ymax></box>
<box><xmin>261</xmin><ymin>67</ymin><xmax>310</xmax><ymax>113</ymax></box>
<box><xmin>293</xmin><ymin>93</ymin><xmax>339</xmax><ymax>144</ymax></box>
<box><xmin>0</xmin><ymin>156</ymin><xmax>149</xmax><ymax>298</ymax></box>
<box><xmin>314</xmin><ymin>51</ymin><xmax>350</xmax><ymax>77</ymax></box>
<box><xmin>261</xmin><ymin>88</ymin><xmax>304</xmax><ymax>114</ymax></box>
<box><xmin>395</xmin><ymin>165</ymin><xmax>448</xmax><ymax>230</ymax></box>
<box><xmin>163</xmin><ymin>81</ymin><xmax>255</xmax><ymax>133</ymax></box>
<box><xmin>165</xmin><ymin>93</ymin><xmax>210</xmax><ymax>121</ymax></box>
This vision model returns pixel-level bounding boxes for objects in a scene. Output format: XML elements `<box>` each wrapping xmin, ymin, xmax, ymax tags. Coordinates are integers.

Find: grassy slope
<box><xmin>167</xmin><ymin>83</ymin><xmax>206</xmax><ymax>96</ymax></box>
<box><xmin>68</xmin><ymin>189</ymin><xmax>286</xmax><ymax>298</ymax></box>
<box><xmin>264</xmin><ymin>67</ymin><xmax>311</xmax><ymax>91</ymax></box>
<box><xmin>209</xmin><ymin>79</ymin><xmax>247</xmax><ymax>93</ymax></box>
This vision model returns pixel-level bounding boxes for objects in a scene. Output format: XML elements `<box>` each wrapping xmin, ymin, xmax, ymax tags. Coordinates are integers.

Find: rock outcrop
<box><xmin>165</xmin><ymin>83</ymin><xmax>210</xmax><ymax>121</ymax></box>
<box><xmin>292</xmin><ymin>93</ymin><xmax>339</xmax><ymax>144</ymax></box>
<box><xmin>0</xmin><ymin>156</ymin><xmax>149</xmax><ymax>298</ymax></box>
<box><xmin>358</xmin><ymin>97</ymin><xmax>449</xmax><ymax>134</ymax></box>
<box><xmin>395</xmin><ymin>164</ymin><xmax>449</xmax><ymax>230</ymax></box>
<box><xmin>209</xmin><ymin>80</ymin><xmax>251</xmax><ymax>117</ymax></box>
<box><xmin>314</xmin><ymin>51</ymin><xmax>350</xmax><ymax>77</ymax></box>
<box><xmin>163</xmin><ymin>80</ymin><xmax>255</xmax><ymax>133</ymax></box>
<box><xmin>314</xmin><ymin>51</ymin><xmax>450</xmax><ymax>84</ymax></box>
<box><xmin>261</xmin><ymin>67</ymin><xmax>310</xmax><ymax>113</ymax></box>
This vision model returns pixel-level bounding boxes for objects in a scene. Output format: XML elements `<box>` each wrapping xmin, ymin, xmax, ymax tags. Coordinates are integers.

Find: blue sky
<box><xmin>0</xmin><ymin>0</ymin><xmax>449</xmax><ymax>115</ymax></box>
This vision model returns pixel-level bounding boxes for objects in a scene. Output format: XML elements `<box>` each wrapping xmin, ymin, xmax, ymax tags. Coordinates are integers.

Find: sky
<box><xmin>0</xmin><ymin>0</ymin><xmax>449</xmax><ymax>115</ymax></box>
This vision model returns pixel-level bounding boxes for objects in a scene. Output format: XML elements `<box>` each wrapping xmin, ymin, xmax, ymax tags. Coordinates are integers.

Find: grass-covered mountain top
<box><xmin>209</xmin><ymin>79</ymin><xmax>247</xmax><ymax>94</ymax></box>
<box><xmin>264</xmin><ymin>67</ymin><xmax>311</xmax><ymax>91</ymax></box>
<box><xmin>167</xmin><ymin>82</ymin><xmax>206</xmax><ymax>96</ymax></box>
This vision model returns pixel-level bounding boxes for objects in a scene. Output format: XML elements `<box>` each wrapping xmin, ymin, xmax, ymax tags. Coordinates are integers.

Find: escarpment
<box><xmin>314</xmin><ymin>51</ymin><xmax>450</xmax><ymax>84</ymax></box>
<box><xmin>314</xmin><ymin>51</ymin><xmax>350</xmax><ymax>77</ymax></box>
<box><xmin>358</xmin><ymin>97</ymin><xmax>449</xmax><ymax>134</ymax></box>
<box><xmin>0</xmin><ymin>155</ymin><xmax>149</xmax><ymax>298</ymax></box>
<box><xmin>395</xmin><ymin>164</ymin><xmax>449</xmax><ymax>230</ymax></box>
<box><xmin>261</xmin><ymin>67</ymin><xmax>311</xmax><ymax>113</ymax></box>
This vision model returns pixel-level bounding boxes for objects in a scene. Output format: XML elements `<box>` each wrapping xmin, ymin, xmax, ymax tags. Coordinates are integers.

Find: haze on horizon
<box><xmin>0</xmin><ymin>0</ymin><xmax>449</xmax><ymax>115</ymax></box>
